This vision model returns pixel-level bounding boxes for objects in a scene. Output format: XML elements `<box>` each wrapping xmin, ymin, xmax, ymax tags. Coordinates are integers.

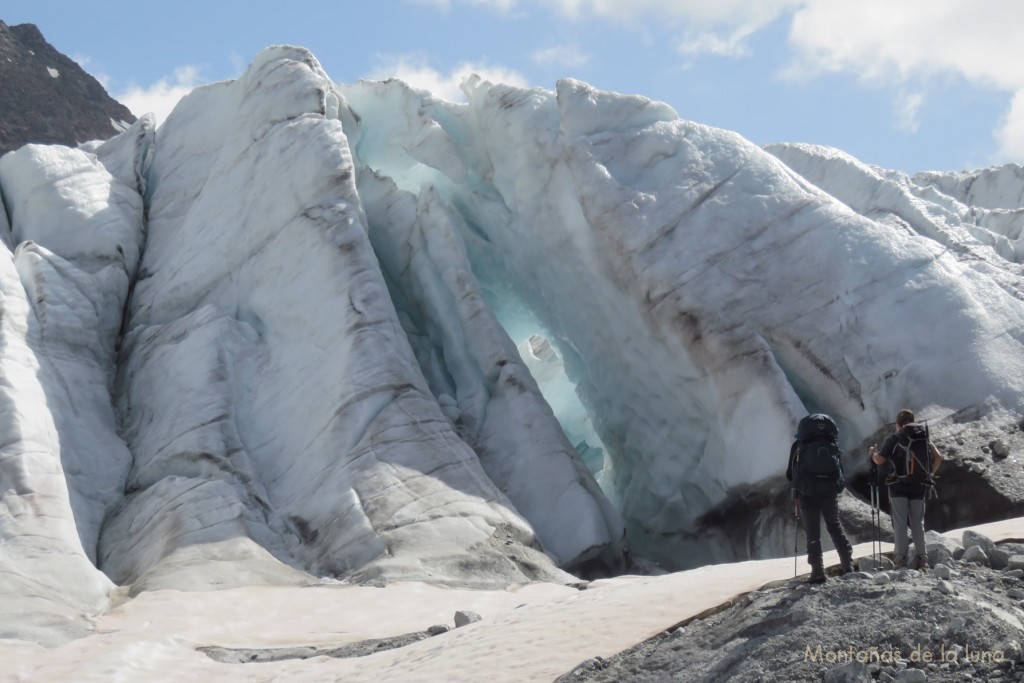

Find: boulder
<box><xmin>824</xmin><ymin>661</ymin><xmax>872</xmax><ymax>683</ymax></box>
<box><xmin>990</xmin><ymin>546</ymin><xmax>1011</xmax><ymax>570</ymax></box>
<box><xmin>963</xmin><ymin>530</ymin><xmax>997</xmax><ymax>556</ymax></box>
<box><xmin>962</xmin><ymin>545</ymin><xmax>990</xmax><ymax>565</ymax></box>
<box><xmin>895</xmin><ymin>669</ymin><xmax>926</xmax><ymax>683</ymax></box>
<box><xmin>925</xmin><ymin>530</ymin><xmax>962</xmax><ymax>555</ymax></box>
<box><xmin>454</xmin><ymin>610</ymin><xmax>482</xmax><ymax>628</ymax></box>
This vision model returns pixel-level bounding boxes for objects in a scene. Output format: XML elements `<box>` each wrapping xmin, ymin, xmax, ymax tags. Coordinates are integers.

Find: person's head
<box><xmin>896</xmin><ymin>408</ymin><xmax>915</xmax><ymax>427</ymax></box>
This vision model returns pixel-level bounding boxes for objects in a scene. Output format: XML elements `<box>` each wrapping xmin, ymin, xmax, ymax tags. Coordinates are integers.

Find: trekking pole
<box><xmin>871</xmin><ymin>474</ymin><xmax>881</xmax><ymax>570</ymax></box>
<box><xmin>793</xmin><ymin>496</ymin><xmax>800</xmax><ymax>578</ymax></box>
<box><xmin>871</xmin><ymin>481</ymin><xmax>878</xmax><ymax>569</ymax></box>
<box><xmin>794</xmin><ymin>519</ymin><xmax>798</xmax><ymax>578</ymax></box>
<box><xmin>869</xmin><ymin>479</ymin><xmax>875</xmax><ymax>568</ymax></box>
<box><xmin>868</xmin><ymin>469</ymin><xmax>874</xmax><ymax>567</ymax></box>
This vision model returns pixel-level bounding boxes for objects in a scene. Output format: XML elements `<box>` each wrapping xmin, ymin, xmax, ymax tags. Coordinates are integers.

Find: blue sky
<box><xmin>4</xmin><ymin>0</ymin><xmax>1022</xmax><ymax>174</ymax></box>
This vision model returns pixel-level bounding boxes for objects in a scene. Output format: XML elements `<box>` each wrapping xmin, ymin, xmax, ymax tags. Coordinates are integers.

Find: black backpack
<box><xmin>889</xmin><ymin>423</ymin><xmax>934</xmax><ymax>485</ymax></box>
<box><xmin>793</xmin><ymin>414</ymin><xmax>845</xmax><ymax>497</ymax></box>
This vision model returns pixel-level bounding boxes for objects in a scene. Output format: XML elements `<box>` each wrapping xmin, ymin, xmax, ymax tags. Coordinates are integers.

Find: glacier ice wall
<box><xmin>0</xmin><ymin>47</ymin><xmax>627</xmax><ymax>645</ymax></box>
<box><xmin>2</xmin><ymin>43</ymin><xmax>1024</xmax><ymax>647</ymax></box>
<box><xmin>766</xmin><ymin>143</ymin><xmax>1024</xmax><ymax>265</ymax></box>
<box><xmin>104</xmin><ymin>46</ymin><xmax>621</xmax><ymax>589</ymax></box>
<box><xmin>0</xmin><ymin>143</ymin><xmax>142</xmax><ymax>643</ymax></box>
<box><xmin>357</xmin><ymin>172</ymin><xmax>623</xmax><ymax>570</ymax></box>
<box><xmin>339</xmin><ymin>75</ymin><xmax>1024</xmax><ymax>565</ymax></box>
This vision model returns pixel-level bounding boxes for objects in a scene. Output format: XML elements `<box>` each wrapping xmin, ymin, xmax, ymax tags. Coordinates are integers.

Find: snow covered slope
<box><xmin>0</xmin><ymin>45</ymin><xmax>1023</xmax><ymax>648</ymax></box>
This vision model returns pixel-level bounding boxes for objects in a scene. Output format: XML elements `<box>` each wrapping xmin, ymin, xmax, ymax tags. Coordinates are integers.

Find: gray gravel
<box><xmin>558</xmin><ymin>544</ymin><xmax>1024</xmax><ymax>682</ymax></box>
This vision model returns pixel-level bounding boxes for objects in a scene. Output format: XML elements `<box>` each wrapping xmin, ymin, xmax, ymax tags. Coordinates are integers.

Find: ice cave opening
<box><xmin>483</xmin><ymin>287</ymin><xmax>612</xmax><ymax>492</ymax></box>
<box><xmin>344</xmin><ymin>77</ymin><xmax>794</xmax><ymax>569</ymax></box>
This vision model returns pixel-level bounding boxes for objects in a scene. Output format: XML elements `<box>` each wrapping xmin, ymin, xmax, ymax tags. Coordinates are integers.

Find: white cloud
<box><xmin>676</xmin><ymin>21</ymin><xmax>764</xmax><ymax>59</ymax></box>
<box><xmin>994</xmin><ymin>90</ymin><xmax>1024</xmax><ymax>162</ymax></box>
<box><xmin>409</xmin><ymin>0</ymin><xmax>800</xmax><ymax>55</ymax></box>
<box><xmin>552</xmin><ymin>0</ymin><xmax>798</xmax><ymax>26</ymax></box>
<box><xmin>784</xmin><ymin>0</ymin><xmax>1024</xmax><ymax>162</ymax></box>
<box><xmin>893</xmin><ymin>90</ymin><xmax>925</xmax><ymax>134</ymax></box>
<box><xmin>366</xmin><ymin>55</ymin><xmax>529</xmax><ymax>101</ymax></box>
<box><xmin>532</xmin><ymin>45</ymin><xmax>589</xmax><ymax>69</ymax></box>
<box><xmin>786</xmin><ymin>1</ymin><xmax>1024</xmax><ymax>88</ymax></box>
<box><xmin>115</xmin><ymin>67</ymin><xmax>203</xmax><ymax>126</ymax></box>
<box><xmin>415</xmin><ymin>0</ymin><xmax>1024</xmax><ymax>161</ymax></box>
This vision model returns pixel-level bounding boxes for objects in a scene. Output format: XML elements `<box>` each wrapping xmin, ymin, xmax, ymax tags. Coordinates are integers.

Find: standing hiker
<box><xmin>786</xmin><ymin>413</ymin><xmax>855</xmax><ymax>584</ymax></box>
<box><xmin>870</xmin><ymin>408</ymin><xmax>942</xmax><ymax>570</ymax></box>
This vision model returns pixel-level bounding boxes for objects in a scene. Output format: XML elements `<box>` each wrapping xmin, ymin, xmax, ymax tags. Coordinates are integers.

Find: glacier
<box><xmin>0</xmin><ymin>44</ymin><xmax>1023</xmax><ymax>647</ymax></box>
<box><xmin>339</xmin><ymin>73</ymin><xmax>1024</xmax><ymax>562</ymax></box>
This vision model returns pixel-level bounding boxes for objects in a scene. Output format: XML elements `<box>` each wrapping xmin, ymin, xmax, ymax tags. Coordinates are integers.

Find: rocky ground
<box><xmin>557</xmin><ymin>532</ymin><xmax>1024</xmax><ymax>683</ymax></box>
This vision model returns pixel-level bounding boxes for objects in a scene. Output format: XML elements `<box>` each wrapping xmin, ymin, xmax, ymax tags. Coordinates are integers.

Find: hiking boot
<box><xmin>808</xmin><ymin>567</ymin><xmax>826</xmax><ymax>584</ymax></box>
<box><xmin>893</xmin><ymin>558</ymin><xmax>908</xmax><ymax>569</ymax></box>
<box><xmin>913</xmin><ymin>556</ymin><xmax>929</xmax><ymax>571</ymax></box>
<box><xmin>839</xmin><ymin>562</ymin><xmax>854</xmax><ymax>576</ymax></box>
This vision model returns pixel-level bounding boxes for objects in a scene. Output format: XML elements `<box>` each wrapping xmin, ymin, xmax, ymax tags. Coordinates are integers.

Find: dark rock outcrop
<box><xmin>0</xmin><ymin>21</ymin><xmax>134</xmax><ymax>155</ymax></box>
<box><xmin>559</xmin><ymin>533</ymin><xmax>1024</xmax><ymax>682</ymax></box>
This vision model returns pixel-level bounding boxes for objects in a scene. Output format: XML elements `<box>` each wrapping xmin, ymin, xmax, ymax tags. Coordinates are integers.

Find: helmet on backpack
<box><xmin>796</xmin><ymin>413</ymin><xmax>839</xmax><ymax>442</ymax></box>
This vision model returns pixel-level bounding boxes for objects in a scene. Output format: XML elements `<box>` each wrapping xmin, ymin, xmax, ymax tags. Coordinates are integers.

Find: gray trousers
<box><xmin>889</xmin><ymin>495</ymin><xmax>926</xmax><ymax>563</ymax></box>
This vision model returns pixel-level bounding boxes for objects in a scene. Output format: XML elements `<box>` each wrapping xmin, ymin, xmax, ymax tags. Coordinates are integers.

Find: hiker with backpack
<box><xmin>786</xmin><ymin>413</ymin><xmax>855</xmax><ymax>584</ymax></box>
<box><xmin>869</xmin><ymin>408</ymin><xmax>942</xmax><ymax>570</ymax></box>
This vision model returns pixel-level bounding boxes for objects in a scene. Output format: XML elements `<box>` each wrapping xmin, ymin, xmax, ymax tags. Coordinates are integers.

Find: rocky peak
<box><xmin>0</xmin><ymin>20</ymin><xmax>135</xmax><ymax>155</ymax></box>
